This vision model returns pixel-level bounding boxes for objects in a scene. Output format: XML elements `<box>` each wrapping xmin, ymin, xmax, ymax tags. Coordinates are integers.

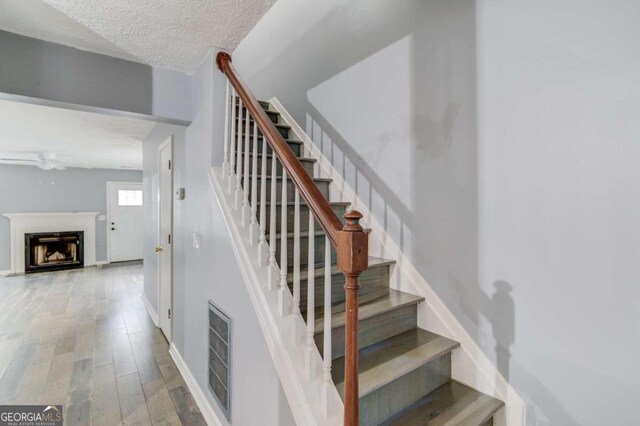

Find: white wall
<box><xmin>233</xmin><ymin>1</ymin><xmax>640</xmax><ymax>424</ymax></box>
<box><xmin>143</xmin><ymin>50</ymin><xmax>295</xmax><ymax>425</ymax></box>
<box><xmin>0</xmin><ymin>164</ymin><xmax>142</xmax><ymax>271</ymax></box>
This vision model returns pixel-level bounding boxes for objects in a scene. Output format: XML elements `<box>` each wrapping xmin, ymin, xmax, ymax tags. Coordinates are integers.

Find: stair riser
<box><xmin>262</xmin><ymin>203</ymin><xmax>347</xmax><ymax>233</ymax></box>
<box><xmin>235</xmin><ymin>157</ymin><xmax>314</xmax><ymax>179</ymax></box>
<box><xmin>290</xmin><ymin>265</ymin><xmax>391</xmax><ymax>312</ymax></box>
<box><xmin>236</xmin><ymin>107</ymin><xmax>279</xmax><ymax>124</ymax></box>
<box><xmin>233</xmin><ymin>137</ymin><xmax>302</xmax><ymax>157</ymax></box>
<box><xmin>316</xmin><ymin>304</ymin><xmax>418</xmax><ymax>360</ymax></box>
<box><xmin>235</xmin><ymin>120</ymin><xmax>290</xmax><ymax>139</ymax></box>
<box><xmin>268</xmin><ymin>233</ymin><xmax>337</xmax><ymax>270</ymax></box>
<box><xmin>360</xmin><ymin>354</ymin><xmax>451</xmax><ymax>426</ymax></box>
<box><xmin>249</xmin><ymin>179</ymin><xmax>330</xmax><ymax>203</ymax></box>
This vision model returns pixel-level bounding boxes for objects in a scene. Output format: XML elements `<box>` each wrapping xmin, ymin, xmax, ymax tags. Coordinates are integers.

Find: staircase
<box><xmin>215</xmin><ymin>53</ymin><xmax>506</xmax><ymax>425</ymax></box>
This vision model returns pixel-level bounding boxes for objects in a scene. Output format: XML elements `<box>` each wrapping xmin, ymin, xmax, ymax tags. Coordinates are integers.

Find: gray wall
<box><xmin>0</xmin><ymin>164</ymin><xmax>142</xmax><ymax>270</ymax></box>
<box><xmin>233</xmin><ymin>1</ymin><xmax>640</xmax><ymax>425</ymax></box>
<box><xmin>0</xmin><ymin>30</ymin><xmax>192</xmax><ymax>121</ymax></box>
<box><xmin>142</xmin><ymin>50</ymin><xmax>294</xmax><ymax>425</ymax></box>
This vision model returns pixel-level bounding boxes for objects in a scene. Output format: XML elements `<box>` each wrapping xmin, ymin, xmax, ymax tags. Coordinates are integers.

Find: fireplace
<box><xmin>25</xmin><ymin>231</ymin><xmax>84</xmax><ymax>273</ymax></box>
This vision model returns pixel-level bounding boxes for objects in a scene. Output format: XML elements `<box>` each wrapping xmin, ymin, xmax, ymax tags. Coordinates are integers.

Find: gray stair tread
<box><xmin>314</xmin><ymin>289</ymin><xmax>424</xmax><ymax>333</ymax></box>
<box><xmin>332</xmin><ymin>329</ymin><xmax>459</xmax><ymax>398</ymax></box>
<box><xmin>235</xmin><ymin>135</ymin><xmax>302</xmax><ymax>144</ymax></box>
<box><xmin>287</xmin><ymin>256</ymin><xmax>394</xmax><ymax>282</ymax></box>
<box><xmin>237</xmin><ymin>118</ymin><xmax>291</xmax><ymax>129</ymax></box>
<box><xmin>242</xmin><ymin>154</ymin><xmax>316</xmax><ymax>162</ymax></box>
<box><xmin>237</xmin><ymin>105</ymin><xmax>280</xmax><ymax>115</ymax></box>
<box><xmin>381</xmin><ymin>381</ymin><xmax>504</xmax><ymax>426</ymax></box>
<box><xmin>261</xmin><ymin>201</ymin><xmax>349</xmax><ymax>206</ymax></box>
<box><xmin>251</xmin><ymin>176</ymin><xmax>331</xmax><ymax>182</ymax></box>
<box><xmin>268</xmin><ymin>229</ymin><xmax>326</xmax><ymax>240</ymax></box>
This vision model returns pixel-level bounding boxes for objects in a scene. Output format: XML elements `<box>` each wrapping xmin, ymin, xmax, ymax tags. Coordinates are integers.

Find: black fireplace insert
<box><xmin>25</xmin><ymin>231</ymin><xmax>84</xmax><ymax>273</ymax></box>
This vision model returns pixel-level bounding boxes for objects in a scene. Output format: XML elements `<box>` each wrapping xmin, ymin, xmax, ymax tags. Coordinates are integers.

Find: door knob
<box><xmin>155</xmin><ymin>246</ymin><xmax>163</xmax><ymax>253</ymax></box>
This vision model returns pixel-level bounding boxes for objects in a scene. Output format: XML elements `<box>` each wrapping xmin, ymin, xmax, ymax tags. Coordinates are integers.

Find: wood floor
<box><xmin>0</xmin><ymin>263</ymin><xmax>206</xmax><ymax>426</ymax></box>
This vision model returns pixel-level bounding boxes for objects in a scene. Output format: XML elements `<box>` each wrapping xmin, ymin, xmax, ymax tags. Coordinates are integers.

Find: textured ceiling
<box><xmin>0</xmin><ymin>0</ymin><xmax>276</xmax><ymax>72</ymax></box>
<box><xmin>0</xmin><ymin>100</ymin><xmax>155</xmax><ymax>170</ymax></box>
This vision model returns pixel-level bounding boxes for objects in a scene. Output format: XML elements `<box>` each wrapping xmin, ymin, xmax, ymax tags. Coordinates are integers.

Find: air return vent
<box><xmin>208</xmin><ymin>301</ymin><xmax>231</xmax><ymax>420</ymax></box>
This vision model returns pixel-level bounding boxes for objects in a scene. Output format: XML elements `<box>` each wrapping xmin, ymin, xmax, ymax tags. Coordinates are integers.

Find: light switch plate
<box><xmin>98</xmin><ymin>215</ymin><xmax>106</xmax><ymax>221</ymax></box>
<box><xmin>192</xmin><ymin>232</ymin><xmax>201</xmax><ymax>249</ymax></box>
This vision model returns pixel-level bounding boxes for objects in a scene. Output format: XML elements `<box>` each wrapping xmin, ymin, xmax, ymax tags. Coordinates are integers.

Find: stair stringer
<box><xmin>270</xmin><ymin>97</ymin><xmax>526</xmax><ymax>426</ymax></box>
<box><xmin>208</xmin><ymin>168</ymin><xmax>343</xmax><ymax>426</ymax></box>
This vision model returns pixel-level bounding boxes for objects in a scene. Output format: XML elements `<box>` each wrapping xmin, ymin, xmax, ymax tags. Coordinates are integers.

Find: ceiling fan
<box><xmin>0</xmin><ymin>152</ymin><xmax>67</xmax><ymax>170</ymax></box>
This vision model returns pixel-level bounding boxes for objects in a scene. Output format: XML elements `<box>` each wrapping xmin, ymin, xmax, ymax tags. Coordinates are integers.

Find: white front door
<box><xmin>158</xmin><ymin>137</ymin><xmax>173</xmax><ymax>340</ymax></box>
<box><xmin>108</xmin><ymin>182</ymin><xmax>144</xmax><ymax>262</ymax></box>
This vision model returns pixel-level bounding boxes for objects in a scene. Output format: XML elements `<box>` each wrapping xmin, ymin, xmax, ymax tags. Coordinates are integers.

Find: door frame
<box><xmin>157</xmin><ymin>136</ymin><xmax>174</xmax><ymax>341</ymax></box>
<box><xmin>106</xmin><ymin>181</ymin><xmax>144</xmax><ymax>264</ymax></box>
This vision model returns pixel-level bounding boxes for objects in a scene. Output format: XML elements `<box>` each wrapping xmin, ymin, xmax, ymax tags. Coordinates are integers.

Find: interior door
<box><xmin>158</xmin><ymin>137</ymin><xmax>173</xmax><ymax>340</ymax></box>
<box><xmin>108</xmin><ymin>182</ymin><xmax>144</xmax><ymax>262</ymax></box>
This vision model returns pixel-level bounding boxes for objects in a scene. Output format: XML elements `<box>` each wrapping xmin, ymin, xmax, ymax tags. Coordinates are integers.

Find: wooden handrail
<box><xmin>216</xmin><ymin>52</ymin><xmax>367</xmax><ymax>426</ymax></box>
<box><xmin>216</xmin><ymin>52</ymin><xmax>343</xmax><ymax>247</ymax></box>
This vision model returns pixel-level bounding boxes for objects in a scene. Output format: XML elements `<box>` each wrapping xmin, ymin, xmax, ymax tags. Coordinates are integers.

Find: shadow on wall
<box><xmin>239</xmin><ymin>0</ymin><xmax>576</xmax><ymax>424</ymax></box>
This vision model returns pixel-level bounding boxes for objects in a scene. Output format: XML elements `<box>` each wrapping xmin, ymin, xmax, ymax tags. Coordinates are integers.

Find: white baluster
<box><xmin>292</xmin><ymin>188</ymin><xmax>301</xmax><ymax>341</ymax></box>
<box><xmin>242</xmin><ymin>112</ymin><xmax>251</xmax><ymax>226</ymax></box>
<box><xmin>249</xmin><ymin>121</ymin><xmax>259</xmax><ymax>244</ymax></box>
<box><xmin>228</xmin><ymin>89</ymin><xmax>237</xmax><ymax>193</ymax></box>
<box><xmin>306</xmin><ymin>211</ymin><xmax>316</xmax><ymax>379</ymax></box>
<box><xmin>322</xmin><ymin>235</ymin><xmax>332</xmax><ymax>415</ymax></box>
<box><xmin>234</xmin><ymin>98</ymin><xmax>244</xmax><ymax>209</ymax></box>
<box><xmin>222</xmin><ymin>80</ymin><xmax>230</xmax><ymax>177</ymax></box>
<box><xmin>279</xmin><ymin>170</ymin><xmax>289</xmax><ymax>316</ymax></box>
<box><xmin>257</xmin><ymin>127</ymin><xmax>268</xmax><ymax>267</ymax></box>
<box><xmin>268</xmin><ymin>154</ymin><xmax>278</xmax><ymax>291</ymax></box>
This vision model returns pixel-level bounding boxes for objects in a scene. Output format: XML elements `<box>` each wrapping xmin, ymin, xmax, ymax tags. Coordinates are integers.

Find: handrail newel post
<box><xmin>337</xmin><ymin>210</ymin><xmax>368</xmax><ymax>426</ymax></box>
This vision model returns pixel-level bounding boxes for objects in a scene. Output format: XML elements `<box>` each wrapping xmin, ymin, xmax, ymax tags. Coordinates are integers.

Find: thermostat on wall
<box><xmin>176</xmin><ymin>188</ymin><xmax>185</xmax><ymax>200</ymax></box>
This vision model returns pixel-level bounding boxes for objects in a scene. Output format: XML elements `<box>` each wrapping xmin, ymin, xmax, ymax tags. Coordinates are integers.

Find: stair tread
<box><xmin>380</xmin><ymin>381</ymin><xmax>504</xmax><ymax>426</ymax></box>
<box><xmin>247</xmin><ymin>176</ymin><xmax>331</xmax><ymax>183</ymax></box>
<box><xmin>314</xmin><ymin>289</ymin><xmax>423</xmax><ymax>333</ymax></box>
<box><xmin>235</xmin><ymin>135</ymin><xmax>302</xmax><ymax>144</ymax></box>
<box><xmin>237</xmin><ymin>105</ymin><xmax>280</xmax><ymax>115</ymax></box>
<box><xmin>237</xmin><ymin>118</ymin><xmax>291</xmax><ymax>129</ymax></box>
<box><xmin>333</xmin><ymin>328</ymin><xmax>459</xmax><ymax>397</ymax></box>
<box><xmin>261</xmin><ymin>201</ymin><xmax>349</xmax><ymax>206</ymax></box>
<box><xmin>240</xmin><ymin>153</ymin><xmax>316</xmax><ymax>162</ymax></box>
<box><xmin>287</xmin><ymin>256</ymin><xmax>394</xmax><ymax>282</ymax></box>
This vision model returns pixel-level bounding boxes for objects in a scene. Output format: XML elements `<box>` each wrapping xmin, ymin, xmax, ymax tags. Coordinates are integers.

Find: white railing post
<box><xmin>322</xmin><ymin>235</ymin><xmax>332</xmax><ymax>416</ymax></box>
<box><xmin>279</xmin><ymin>170</ymin><xmax>289</xmax><ymax>316</ymax></box>
<box><xmin>306</xmin><ymin>211</ymin><xmax>316</xmax><ymax>379</ymax></box>
<box><xmin>292</xmin><ymin>188</ymin><xmax>301</xmax><ymax>342</ymax></box>
<box><xmin>222</xmin><ymin>80</ymin><xmax>230</xmax><ymax>177</ymax></box>
<box><xmin>242</xmin><ymin>112</ymin><xmax>251</xmax><ymax>226</ymax></box>
<box><xmin>234</xmin><ymin>98</ymin><xmax>244</xmax><ymax>209</ymax></box>
<box><xmin>268</xmin><ymin>154</ymin><xmax>278</xmax><ymax>291</ymax></box>
<box><xmin>257</xmin><ymin>131</ymin><xmax>269</xmax><ymax>267</ymax></box>
<box><xmin>228</xmin><ymin>89</ymin><xmax>237</xmax><ymax>193</ymax></box>
<box><xmin>249</xmin><ymin>121</ymin><xmax>259</xmax><ymax>244</ymax></box>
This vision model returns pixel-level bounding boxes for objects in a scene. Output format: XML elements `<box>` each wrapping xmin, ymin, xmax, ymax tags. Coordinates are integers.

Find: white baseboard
<box><xmin>95</xmin><ymin>260</ymin><xmax>109</xmax><ymax>266</ymax></box>
<box><xmin>0</xmin><ymin>270</ymin><xmax>12</xmax><ymax>277</ymax></box>
<box><xmin>141</xmin><ymin>293</ymin><xmax>159</xmax><ymax>327</ymax></box>
<box><xmin>169</xmin><ymin>343</ymin><xmax>224</xmax><ymax>426</ymax></box>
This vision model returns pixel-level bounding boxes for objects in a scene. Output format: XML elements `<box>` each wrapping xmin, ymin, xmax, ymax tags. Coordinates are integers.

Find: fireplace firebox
<box><xmin>25</xmin><ymin>231</ymin><xmax>84</xmax><ymax>273</ymax></box>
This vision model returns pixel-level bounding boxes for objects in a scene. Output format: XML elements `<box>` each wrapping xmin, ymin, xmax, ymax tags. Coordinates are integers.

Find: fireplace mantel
<box><xmin>3</xmin><ymin>212</ymin><xmax>99</xmax><ymax>274</ymax></box>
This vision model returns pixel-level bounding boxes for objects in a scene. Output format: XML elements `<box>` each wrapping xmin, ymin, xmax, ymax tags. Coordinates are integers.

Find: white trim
<box><xmin>106</xmin><ymin>181</ymin><xmax>144</xmax><ymax>264</ymax></box>
<box><xmin>141</xmin><ymin>293</ymin><xmax>159</xmax><ymax>327</ymax></box>
<box><xmin>0</xmin><ymin>92</ymin><xmax>191</xmax><ymax>127</ymax></box>
<box><xmin>157</xmin><ymin>136</ymin><xmax>174</xmax><ymax>342</ymax></box>
<box><xmin>0</xmin><ymin>270</ymin><xmax>11</xmax><ymax>277</ymax></box>
<box><xmin>270</xmin><ymin>97</ymin><xmax>526</xmax><ymax>426</ymax></box>
<box><xmin>169</xmin><ymin>343</ymin><xmax>224</xmax><ymax>426</ymax></box>
<box><xmin>95</xmin><ymin>261</ymin><xmax>109</xmax><ymax>266</ymax></box>
<box><xmin>3</xmin><ymin>212</ymin><xmax>99</xmax><ymax>275</ymax></box>
<box><xmin>209</xmin><ymin>168</ymin><xmax>342</xmax><ymax>426</ymax></box>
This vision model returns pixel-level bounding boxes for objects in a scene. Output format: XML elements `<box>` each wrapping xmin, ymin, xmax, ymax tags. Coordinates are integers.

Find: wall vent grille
<box><xmin>208</xmin><ymin>301</ymin><xmax>231</xmax><ymax>420</ymax></box>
